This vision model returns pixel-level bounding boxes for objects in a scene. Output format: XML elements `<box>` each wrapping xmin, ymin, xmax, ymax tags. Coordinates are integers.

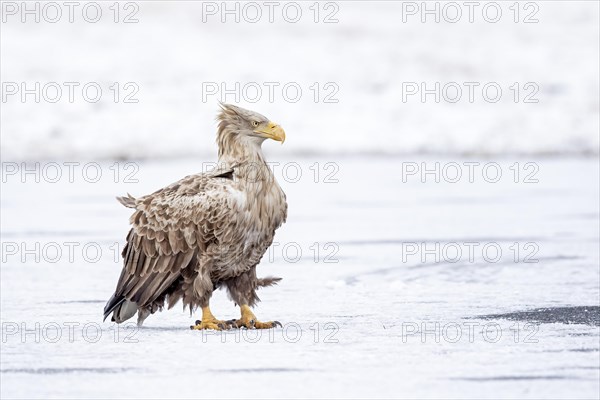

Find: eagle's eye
<box><xmin>251</xmin><ymin>121</ymin><xmax>259</xmax><ymax>127</ymax></box>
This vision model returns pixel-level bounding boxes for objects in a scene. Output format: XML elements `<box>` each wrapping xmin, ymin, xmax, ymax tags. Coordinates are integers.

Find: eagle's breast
<box><xmin>209</xmin><ymin>169</ymin><xmax>287</xmax><ymax>280</ymax></box>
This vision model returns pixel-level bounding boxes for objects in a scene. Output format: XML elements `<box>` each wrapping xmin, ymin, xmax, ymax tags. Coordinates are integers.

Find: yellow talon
<box><xmin>190</xmin><ymin>306</ymin><xmax>230</xmax><ymax>331</ymax></box>
<box><xmin>235</xmin><ymin>304</ymin><xmax>281</xmax><ymax>329</ymax></box>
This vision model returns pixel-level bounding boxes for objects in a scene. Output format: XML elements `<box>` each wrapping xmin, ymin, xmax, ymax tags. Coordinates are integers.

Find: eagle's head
<box><xmin>216</xmin><ymin>104</ymin><xmax>286</xmax><ymax>156</ymax></box>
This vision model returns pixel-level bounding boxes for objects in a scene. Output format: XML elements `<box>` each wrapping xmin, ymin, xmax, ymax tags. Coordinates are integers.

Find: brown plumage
<box><xmin>103</xmin><ymin>104</ymin><xmax>287</xmax><ymax>329</ymax></box>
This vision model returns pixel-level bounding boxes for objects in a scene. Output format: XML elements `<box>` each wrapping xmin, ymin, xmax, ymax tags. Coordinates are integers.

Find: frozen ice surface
<box><xmin>1</xmin><ymin>156</ymin><xmax>599</xmax><ymax>399</ymax></box>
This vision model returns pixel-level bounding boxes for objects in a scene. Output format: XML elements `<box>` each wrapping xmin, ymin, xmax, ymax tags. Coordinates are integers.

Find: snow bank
<box><xmin>1</xmin><ymin>1</ymin><xmax>598</xmax><ymax>160</ymax></box>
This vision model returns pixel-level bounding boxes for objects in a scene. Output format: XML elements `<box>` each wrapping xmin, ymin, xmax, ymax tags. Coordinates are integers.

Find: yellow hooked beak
<box><xmin>254</xmin><ymin>121</ymin><xmax>286</xmax><ymax>144</ymax></box>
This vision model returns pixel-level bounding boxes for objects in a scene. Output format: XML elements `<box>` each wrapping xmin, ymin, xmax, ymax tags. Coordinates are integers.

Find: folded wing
<box><xmin>103</xmin><ymin>169</ymin><xmax>239</xmax><ymax>322</ymax></box>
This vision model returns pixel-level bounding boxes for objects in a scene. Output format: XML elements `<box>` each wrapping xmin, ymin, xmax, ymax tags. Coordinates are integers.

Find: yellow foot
<box><xmin>190</xmin><ymin>319</ymin><xmax>232</xmax><ymax>331</ymax></box>
<box><xmin>190</xmin><ymin>306</ymin><xmax>234</xmax><ymax>331</ymax></box>
<box><xmin>235</xmin><ymin>304</ymin><xmax>282</xmax><ymax>329</ymax></box>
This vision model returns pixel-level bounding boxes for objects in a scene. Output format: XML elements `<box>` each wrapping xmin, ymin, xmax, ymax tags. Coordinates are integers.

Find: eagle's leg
<box><xmin>190</xmin><ymin>305</ymin><xmax>232</xmax><ymax>331</ymax></box>
<box><xmin>223</xmin><ymin>267</ymin><xmax>281</xmax><ymax>329</ymax></box>
<box><xmin>235</xmin><ymin>304</ymin><xmax>281</xmax><ymax>329</ymax></box>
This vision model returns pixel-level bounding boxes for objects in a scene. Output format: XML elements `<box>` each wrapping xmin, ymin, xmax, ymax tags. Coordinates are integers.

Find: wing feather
<box><xmin>108</xmin><ymin>168</ymin><xmax>239</xmax><ymax>313</ymax></box>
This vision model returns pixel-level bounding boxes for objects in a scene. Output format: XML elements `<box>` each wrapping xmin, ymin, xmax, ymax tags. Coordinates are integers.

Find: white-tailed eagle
<box><xmin>103</xmin><ymin>104</ymin><xmax>287</xmax><ymax>330</ymax></box>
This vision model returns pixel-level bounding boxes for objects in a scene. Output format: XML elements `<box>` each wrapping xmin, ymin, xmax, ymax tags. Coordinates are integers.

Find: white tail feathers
<box><xmin>113</xmin><ymin>300</ymin><xmax>138</xmax><ymax>323</ymax></box>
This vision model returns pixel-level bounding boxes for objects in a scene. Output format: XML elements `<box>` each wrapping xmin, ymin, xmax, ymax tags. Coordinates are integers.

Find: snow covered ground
<box><xmin>1</xmin><ymin>156</ymin><xmax>599</xmax><ymax>399</ymax></box>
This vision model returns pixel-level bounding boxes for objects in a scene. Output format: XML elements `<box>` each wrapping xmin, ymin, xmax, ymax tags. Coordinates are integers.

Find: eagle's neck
<box><xmin>217</xmin><ymin>136</ymin><xmax>266</xmax><ymax>166</ymax></box>
<box><xmin>216</xmin><ymin>124</ymin><xmax>272</xmax><ymax>184</ymax></box>
<box><xmin>216</xmin><ymin>120</ymin><xmax>286</xmax><ymax>229</ymax></box>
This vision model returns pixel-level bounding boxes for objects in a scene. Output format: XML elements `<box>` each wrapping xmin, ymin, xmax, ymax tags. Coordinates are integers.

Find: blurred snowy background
<box><xmin>1</xmin><ymin>0</ymin><xmax>598</xmax><ymax>159</ymax></box>
<box><xmin>1</xmin><ymin>1</ymin><xmax>599</xmax><ymax>399</ymax></box>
